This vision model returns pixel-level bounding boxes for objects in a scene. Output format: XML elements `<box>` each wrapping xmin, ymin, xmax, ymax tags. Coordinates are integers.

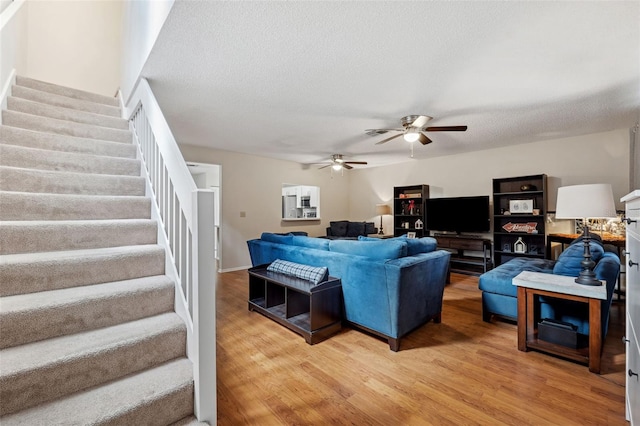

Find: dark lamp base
<box><xmin>574</xmin><ymin>275</ymin><xmax>602</xmax><ymax>286</ymax></box>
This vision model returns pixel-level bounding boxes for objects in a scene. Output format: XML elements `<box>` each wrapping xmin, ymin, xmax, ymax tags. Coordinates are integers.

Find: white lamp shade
<box><xmin>555</xmin><ymin>184</ymin><xmax>616</xmax><ymax>219</ymax></box>
<box><xmin>375</xmin><ymin>204</ymin><xmax>391</xmax><ymax>215</ymax></box>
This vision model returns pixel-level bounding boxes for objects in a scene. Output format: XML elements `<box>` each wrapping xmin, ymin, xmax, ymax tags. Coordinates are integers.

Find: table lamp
<box><xmin>375</xmin><ymin>204</ymin><xmax>391</xmax><ymax>235</ymax></box>
<box><xmin>555</xmin><ymin>184</ymin><xmax>616</xmax><ymax>286</ymax></box>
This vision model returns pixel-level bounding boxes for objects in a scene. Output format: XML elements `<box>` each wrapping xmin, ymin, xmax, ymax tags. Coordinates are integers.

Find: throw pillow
<box><xmin>346</xmin><ymin>221</ymin><xmax>366</xmax><ymax>237</ymax></box>
<box><xmin>329</xmin><ymin>221</ymin><xmax>349</xmax><ymax>237</ymax></box>
<box><xmin>553</xmin><ymin>239</ymin><xmax>605</xmax><ymax>277</ymax></box>
<box><xmin>261</xmin><ymin>232</ymin><xmax>294</xmax><ymax>245</ymax></box>
<box><xmin>364</xmin><ymin>222</ymin><xmax>376</xmax><ymax>235</ymax></box>
<box><xmin>266</xmin><ymin>259</ymin><xmax>329</xmax><ymax>284</ymax></box>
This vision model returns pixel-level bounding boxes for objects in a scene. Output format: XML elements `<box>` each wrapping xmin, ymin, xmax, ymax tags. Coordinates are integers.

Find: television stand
<box><xmin>434</xmin><ymin>235</ymin><xmax>493</xmax><ymax>280</ymax></box>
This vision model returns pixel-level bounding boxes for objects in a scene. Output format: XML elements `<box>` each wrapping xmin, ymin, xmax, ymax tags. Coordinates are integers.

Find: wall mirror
<box><xmin>282</xmin><ymin>184</ymin><xmax>321</xmax><ymax>220</ymax></box>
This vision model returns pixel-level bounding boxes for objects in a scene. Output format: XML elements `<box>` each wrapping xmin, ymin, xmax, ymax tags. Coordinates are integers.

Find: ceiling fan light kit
<box><xmin>367</xmin><ymin>114</ymin><xmax>467</xmax><ymax>155</ymax></box>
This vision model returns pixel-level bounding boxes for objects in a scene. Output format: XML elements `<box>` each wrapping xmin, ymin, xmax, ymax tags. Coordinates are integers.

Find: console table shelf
<box><xmin>248</xmin><ymin>265</ymin><xmax>342</xmax><ymax>344</ymax></box>
<box><xmin>435</xmin><ymin>235</ymin><xmax>492</xmax><ymax>277</ymax></box>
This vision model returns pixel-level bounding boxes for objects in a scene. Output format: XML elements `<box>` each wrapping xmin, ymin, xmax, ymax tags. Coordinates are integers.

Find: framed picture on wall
<box><xmin>407</xmin><ymin>232</ymin><xmax>416</xmax><ymax>239</ymax></box>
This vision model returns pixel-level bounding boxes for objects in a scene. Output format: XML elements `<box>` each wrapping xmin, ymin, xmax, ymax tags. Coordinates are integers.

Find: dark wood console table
<box><xmin>435</xmin><ymin>235</ymin><xmax>493</xmax><ymax>279</ymax></box>
<box><xmin>248</xmin><ymin>265</ymin><xmax>342</xmax><ymax>344</ymax></box>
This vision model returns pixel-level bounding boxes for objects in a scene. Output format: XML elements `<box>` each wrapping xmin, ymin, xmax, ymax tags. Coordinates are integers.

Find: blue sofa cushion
<box><xmin>347</xmin><ymin>222</ymin><xmax>366</xmax><ymax>237</ymax></box>
<box><xmin>478</xmin><ymin>257</ymin><xmax>556</xmax><ymax>297</ymax></box>
<box><xmin>329</xmin><ymin>221</ymin><xmax>349</xmax><ymax>237</ymax></box>
<box><xmin>358</xmin><ymin>235</ymin><xmax>437</xmax><ymax>255</ymax></box>
<box><xmin>329</xmin><ymin>239</ymin><xmax>407</xmax><ymax>260</ymax></box>
<box><xmin>553</xmin><ymin>239</ymin><xmax>605</xmax><ymax>277</ymax></box>
<box><xmin>291</xmin><ymin>235</ymin><xmax>330</xmax><ymax>250</ymax></box>
<box><xmin>267</xmin><ymin>259</ymin><xmax>328</xmax><ymax>284</ymax></box>
<box><xmin>261</xmin><ymin>232</ymin><xmax>294</xmax><ymax>245</ymax></box>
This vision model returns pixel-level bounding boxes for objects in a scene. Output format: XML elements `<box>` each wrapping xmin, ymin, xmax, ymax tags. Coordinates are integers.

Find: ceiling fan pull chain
<box><xmin>410</xmin><ymin>142</ymin><xmax>414</xmax><ymax>158</ymax></box>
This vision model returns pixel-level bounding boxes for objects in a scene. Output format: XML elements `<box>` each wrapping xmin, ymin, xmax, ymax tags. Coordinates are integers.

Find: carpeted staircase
<box><xmin>0</xmin><ymin>76</ymin><xmax>204</xmax><ymax>425</ymax></box>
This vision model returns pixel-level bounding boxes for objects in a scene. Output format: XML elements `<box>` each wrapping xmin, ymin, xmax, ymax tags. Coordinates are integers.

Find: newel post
<box><xmin>192</xmin><ymin>189</ymin><xmax>217</xmax><ymax>423</ymax></box>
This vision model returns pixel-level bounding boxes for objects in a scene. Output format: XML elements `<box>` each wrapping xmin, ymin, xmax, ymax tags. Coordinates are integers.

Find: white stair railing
<box><xmin>124</xmin><ymin>78</ymin><xmax>216</xmax><ymax>424</ymax></box>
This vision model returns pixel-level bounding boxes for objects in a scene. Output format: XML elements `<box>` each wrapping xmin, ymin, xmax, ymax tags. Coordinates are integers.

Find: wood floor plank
<box><xmin>216</xmin><ymin>270</ymin><xmax>627</xmax><ymax>425</ymax></box>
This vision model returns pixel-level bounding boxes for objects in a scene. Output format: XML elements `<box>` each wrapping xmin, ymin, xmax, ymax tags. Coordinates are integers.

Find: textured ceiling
<box><xmin>142</xmin><ymin>1</ymin><xmax>640</xmax><ymax>168</ymax></box>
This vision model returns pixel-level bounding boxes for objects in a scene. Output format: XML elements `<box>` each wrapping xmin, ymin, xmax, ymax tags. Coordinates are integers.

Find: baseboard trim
<box><xmin>219</xmin><ymin>265</ymin><xmax>251</xmax><ymax>273</ymax></box>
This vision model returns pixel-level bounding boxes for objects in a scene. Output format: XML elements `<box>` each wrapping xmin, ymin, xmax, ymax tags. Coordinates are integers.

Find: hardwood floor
<box><xmin>216</xmin><ymin>270</ymin><xmax>627</xmax><ymax>425</ymax></box>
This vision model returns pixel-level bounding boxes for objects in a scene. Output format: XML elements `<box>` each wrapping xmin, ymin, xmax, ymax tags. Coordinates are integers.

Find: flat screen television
<box><xmin>425</xmin><ymin>195</ymin><xmax>490</xmax><ymax>234</ymax></box>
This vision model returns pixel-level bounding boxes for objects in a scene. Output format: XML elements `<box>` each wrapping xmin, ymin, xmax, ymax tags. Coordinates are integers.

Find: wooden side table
<box><xmin>513</xmin><ymin>271</ymin><xmax>606</xmax><ymax>373</ymax></box>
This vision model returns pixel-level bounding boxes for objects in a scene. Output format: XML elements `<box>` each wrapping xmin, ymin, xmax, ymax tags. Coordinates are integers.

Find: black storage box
<box><xmin>538</xmin><ymin>318</ymin><xmax>580</xmax><ymax>348</ymax></box>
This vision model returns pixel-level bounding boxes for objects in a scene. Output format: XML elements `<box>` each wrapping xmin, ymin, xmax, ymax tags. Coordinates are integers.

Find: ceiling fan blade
<box><xmin>425</xmin><ymin>126</ymin><xmax>468</xmax><ymax>132</ymax></box>
<box><xmin>318</xmin><ymin>164</ymin><xmax>332</xmax><ymax>169</ymax></box>
<box><xmin>344</xmin><ymin>161</ymin><xmax>368</xmax><ymax>165</ymax></box>
<box><xmin>343</xmin><ymin>164</ymin><xmax>353</xmax><ymax>170</ymax></box>
<box><xmin>418</xmin><ymin>133</ymin><xmax>432</xmax><ymax>145</ymax></box>
<box><xmin>410</xmin><ymin>115</ymin><xmax>431</xmax><ymax>128</ymax></box>
<box><xmin>375</xmin><ymin>133</ymin><xmax>403</xmax><ymax>145</ymax></box>
<box><xmin>365</xmin><ymin>128</ymin><xmax>403</xmax><ymax>136</ymax></box>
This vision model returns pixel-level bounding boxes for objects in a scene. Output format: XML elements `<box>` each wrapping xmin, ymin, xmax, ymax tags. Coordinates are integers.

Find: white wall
<box><xmin>178</xmin><ymin>145</ymin><xmax>351</xmax><ymax>272</ymax></box>
<box><xmin>349</xmin><ymin>128</ymin><xmax>631</xmax><ymax>225</ymax></box>
<box><xmin>1</xmin><ymin>0</ymin><xmax>27</xmax><ymax>109</ymax></box>
<box><xmin>25</xmin><ymin>0</ymin><xmax>123</xmax><ymax>96</ymax></box>
<box><xmin>120</xmin><ymin>0</ymin><xmax>174</xmax><ymax>103</ymax></box>
<box><xmin>180</xmin><ymin>129</ymin><xmax>630</xmax><ymax>271</ymax></box>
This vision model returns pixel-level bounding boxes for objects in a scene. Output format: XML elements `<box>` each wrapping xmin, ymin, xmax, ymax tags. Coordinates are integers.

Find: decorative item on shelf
<box><xmin>399</xmin><ymin>194</ymin><xmax>406</xmax><ymax>198</ymax></box>
<box><xmin>529</xmin><ymin>245</ymin><xmax>538</xmax><ymax>254</ymax></box>
<box><xmin>555</xmin><ymin>183</ymin><xmax>617</xmax><ymax>286</ymax></box>
<box><xmin>520</xmin><ymin>184</ymin><xmax>537</xmax><ymax>192</ymax></box>
<box><xmin>502</xmin><ymin>243</ymin><xmax>511</xmax><ymax>252</ymax></box>
<box><xmin>514</xmin><ymin>237</ymin><xmax>527</xmax><ymax>253</ymax></box>
<box><xmin>407</xmin><ymin>232</ymin><xmax>416</xmax><ymax>239</ymax></box>
<box><xmin>532</xmin><ymin>208</ymin><xmax>540</xmax><ymax>215</ymax></box>
<box><xmin>502</xmin><ymin>222</ymin><xmax>538</xmax><ymax>234</ymax></box>
<box><xmin>509</xmin><ymin>199</ymin><xmax>534</xmax><ymax>214</ymax></box>
<box><xmin>415</xmin><ymin>219</ymin><xmax>424</xmax><ymax>229</ymax></box>
<box><xmin>408</xmin><ymin>200</ymin><xmax>415</xmax><ymax>215</ymax></box>
<box><xmin>375</xmin><ymin>203</ymin><xmax>391</xmax><ymax>235</ymax></box>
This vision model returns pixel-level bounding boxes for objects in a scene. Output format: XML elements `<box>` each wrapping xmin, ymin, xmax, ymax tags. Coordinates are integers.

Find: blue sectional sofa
<box><xmin>479</xmin><ymin>237</ymin><xmax>620</xmax><ymax>340</ymax></box>
<box><xmin>247</xmin><ymin>233</ymin><xmax>451</xmax><ymax>350</ymax></box>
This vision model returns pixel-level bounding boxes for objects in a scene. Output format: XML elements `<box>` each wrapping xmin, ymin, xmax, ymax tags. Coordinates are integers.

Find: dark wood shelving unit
<box><xmin>393</xmin><ymin>184</ymin><xmax>429</xmax><ymax>237</ymax></box>
<box><xmin>492</xmin><ymin>174</ymin><xmax>547</xmax><ymax>267</ymax></box>
<box><xmin>435</xmin><ymin>235</ymin><xmax>492</xmax><ymax>277</ymax></box>
<box><xmin>248</xmin><ymin>265</ymin><xmax>342</xmax><ymax>344</ymax></box>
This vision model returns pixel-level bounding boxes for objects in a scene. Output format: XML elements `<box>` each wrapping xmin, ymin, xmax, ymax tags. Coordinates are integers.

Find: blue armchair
<box><xmin>479</xmin><ymin>237</ymin><xmax>620</xmax><ymax>340</ymax></box>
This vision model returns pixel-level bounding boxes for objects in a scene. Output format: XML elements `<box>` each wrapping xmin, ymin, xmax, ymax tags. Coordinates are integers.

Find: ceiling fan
<box><xmin>366</xmin><ymin>115</ymin><xmax>467</xmax><ymax>146</ymax></box>
<box><xmin>318</xmin><ymin>154</ymin><xmax>367</xmax><ymax>171</ymax></box>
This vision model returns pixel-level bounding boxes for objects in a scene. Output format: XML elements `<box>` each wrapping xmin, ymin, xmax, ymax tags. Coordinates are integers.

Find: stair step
<box><xmin>15</xmin><ymin>75</ymin><xmax>119</xmax><ymax>107</ymax></box>
<box><xmin>0</xmin><ymin>219</ymin><xmax>157</xmax><ymax>255</ymax></box>
<box><xmin>0</xmin><ymin>125</ymin><xmax>136</xmax><ymax>158</ymax></box>
<box><xmin>11</xmin><ymin>84</ymin><xmax>121</xmax><ymax>117</ymax></box>
<box><xmin>1</xmin><ymin>273</ymin><xmax>175</xmax><ymax>349</ymax></box>
<box><xmin>0</xmin><ymin>358</ymin><xmax>193</xmax><ymax>425</ymax></box>
<box><xmin>2</xmin><ymin>110</ymin><xmax>131</xmax><ymax>143</ymax></box>
<box><xmin>0</xmin><ymin>166</ymin><xmax>145</xmax><ymax>196</ymax></box>
<box><xmin>7</xmin><ymin>97</ymin><xmax>128</xmax><ymax>130</ymax></box>
<box><xmin>0</xmin><ymin>275</ymin><xmax>174</xmax><ymax>349</ymax></box>
<box><xmin>0</xmin><ymin>143</ymin><xmax>140</xmax><ymax>175</ymax></box>
<box><xmin>0</xmin><ymin>313</ymin><xmax>186</xmax><ymax>416</ymax></box>
<box><xmin>0</xmin><ymin>245</ymin><xmax>164</xmax><ymax>296</ymax></box>
<box><xmin>0</xmin><ymin>190</ymin><xmax>150</xmax><ymax>221</ymax></box>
